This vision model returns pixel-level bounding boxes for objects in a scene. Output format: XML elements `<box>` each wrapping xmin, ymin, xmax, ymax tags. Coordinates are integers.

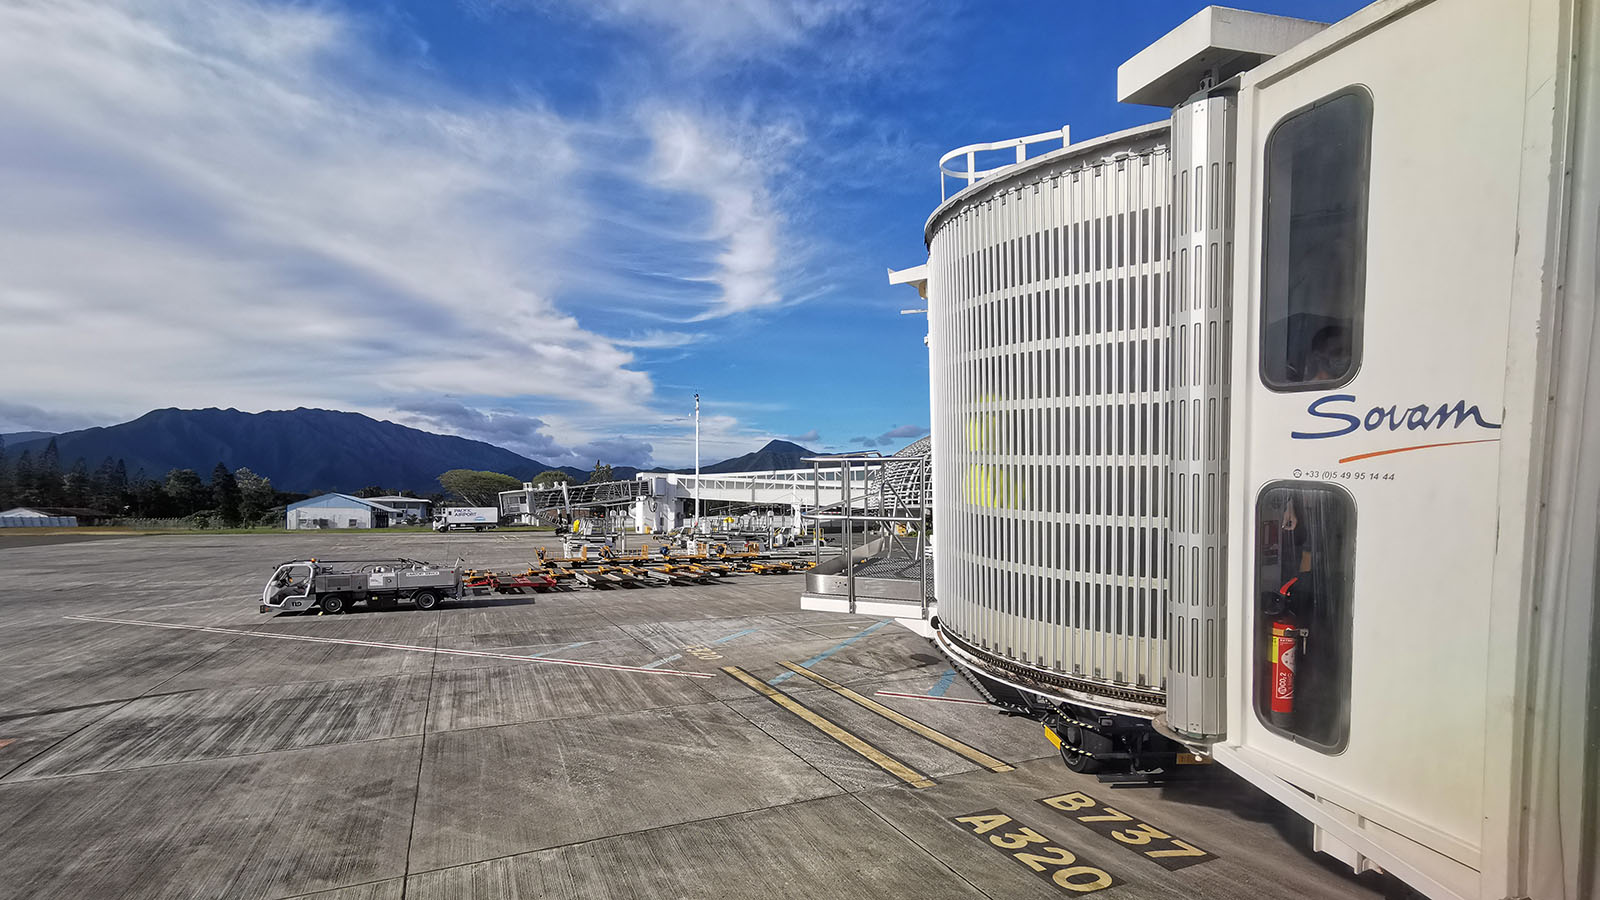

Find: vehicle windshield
<box><xmin>267</xmin><ymin>564</ymin><xmax>312</xmax><ymax>601</ymax></box>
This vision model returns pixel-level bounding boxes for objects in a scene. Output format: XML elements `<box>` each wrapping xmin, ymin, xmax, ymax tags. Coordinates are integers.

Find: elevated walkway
<box><xmin>795</xmin><ymin>444</ymin><xmax>934</xmax><ymax>637</ymax></box>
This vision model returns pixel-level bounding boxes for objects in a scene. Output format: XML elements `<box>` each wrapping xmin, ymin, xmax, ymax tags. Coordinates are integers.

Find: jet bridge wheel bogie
<box><xmin>1058</xmin><ymin>724</ymin><xmax>1106</xmax><ymax>774</ymax></box>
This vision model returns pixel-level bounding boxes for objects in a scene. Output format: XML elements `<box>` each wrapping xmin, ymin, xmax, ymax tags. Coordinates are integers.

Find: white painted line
<box><xmin>63</xmin><ymin>615</ymin><xmax>715</xmax><ymax>679</ymax></box>
<box><xmin>642</xmin><ymin>653</ymin><xmax>683</xmax><ymax>669</ymax></box>
<box><xmin>874</xmin><ymin>690</ymin><xmax>990</xmax><ymax>706</ymax></box>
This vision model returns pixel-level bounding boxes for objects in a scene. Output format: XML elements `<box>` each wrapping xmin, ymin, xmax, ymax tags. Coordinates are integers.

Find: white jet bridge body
<box><xmin>884</xmin><ymin>3</ymin><xmax>1600</xmax><ymax>898</ymax></box>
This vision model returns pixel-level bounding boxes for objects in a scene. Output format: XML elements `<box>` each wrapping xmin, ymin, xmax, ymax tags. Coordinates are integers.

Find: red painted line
<box><xmin>875</xmin><ymin>690</ymin><xmax>991</xmax><ymax>706</ymax></box>
<box><xmin>0</xmin><ymin>739</ymin><xmax>13</xmax><ymax>750</ymax></box>
<box><xmin>62</xmin><ymin>615</ymin><xmax>714</xmax><ymax>679</ymax></box>
<box><xmin>1338</xmin><ymin>438</ymin><xmax>1500</xmax><ymax>464</ymax></box>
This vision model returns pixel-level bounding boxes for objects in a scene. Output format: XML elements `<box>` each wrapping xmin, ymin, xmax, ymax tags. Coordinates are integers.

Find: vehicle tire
<box><xmin>414</xmin><ymin>590</ymin><xmax>441</xmax><ymax>611</ymax></box>
<box><xmin>474</xmin><ymin>526</ymin><xmax>484</xmax><ymax>532</ymax></box>
<box><xmin>1059</xmin><ymin>724</ymin><xmax>1105</xmax><ymax>774</ymax></box>
<box><xmin>322</xmin><ymin>594</ymin><xmax>348</xmax><ymax>615</ymax></box>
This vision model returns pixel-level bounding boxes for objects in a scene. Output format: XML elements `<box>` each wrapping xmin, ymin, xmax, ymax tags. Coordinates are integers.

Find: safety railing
<box><xmin>802</xmin><ymin>447</ymin><xmax>932</xmax><ymax>618</ymax></box>
<box><xmin>939</xmin><ymin>126</ymin><xmax>1071</xmax><ymax>201</ymax></box>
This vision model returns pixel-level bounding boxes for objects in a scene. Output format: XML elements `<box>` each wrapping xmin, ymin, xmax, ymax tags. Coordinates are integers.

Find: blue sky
<box><xmin>0</xmin><ymin>0</ymin><xmax>1365</xmax><ymax>467</ymax></box>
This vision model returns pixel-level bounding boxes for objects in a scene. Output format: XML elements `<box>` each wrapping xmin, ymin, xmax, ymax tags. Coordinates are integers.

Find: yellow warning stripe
<box><xmin>722</xmin><ymin>665</ymin><xmax>935</xmax><ymax>789</ymax></box>
<box><xmin>778</xmin><ymin>662</ymin><xmax>1014</xmax><ymax>773</ymax></box>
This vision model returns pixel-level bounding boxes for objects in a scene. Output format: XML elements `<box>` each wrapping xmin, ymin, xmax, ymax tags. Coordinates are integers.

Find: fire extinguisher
<box><xmin>1268</xmin><ymin>577</ymin><xmax>1304</xmax><ymax>729</ymax></box>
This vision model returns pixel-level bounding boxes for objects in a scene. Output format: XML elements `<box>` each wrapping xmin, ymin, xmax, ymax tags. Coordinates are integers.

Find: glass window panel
<box><xmin>1254</xmin><ymin>482</ymin><xmax>1355</xmax><ymax>752</ymax></box>
<box><xmin>1260</xmin><ymin>90</ymin><xmax>1372</xmax><ymax>390</ymax></box>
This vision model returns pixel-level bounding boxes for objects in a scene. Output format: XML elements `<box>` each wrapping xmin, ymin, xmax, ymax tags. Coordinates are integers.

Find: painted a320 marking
<box><xmin>950</xmin><ymin>809</ymin><xmax>1118</xmax><ymax>893</ymax></box>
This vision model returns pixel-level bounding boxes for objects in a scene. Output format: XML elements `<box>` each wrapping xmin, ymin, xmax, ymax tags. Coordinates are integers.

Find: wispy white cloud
<box><xmin>495</xmin><ymin>0</ymin><xmax>880</xmax><ymax>66</ymax></box>
<box><xmin>645</xmin><ymin>109</ymin><xmax>793</xmax><ymax>319</ymax></box>
<box><xmin>0</xmin><ymin>0</ymin><xmax>943</xmax><ymax>468</ymax></box>
<box><xmin>0</xmin><ymin>0</ymin><xmax>822</xmax><ymax>464</ymax></box>
<box><xmin>611</xmin><ymin>330</ymin><xmax>706</xmax><ymax>349</ymax></box>
<box><xmin>0</xmin><ymin>0</ymin><xmax>653</xmax><ymax>413</ymax></box>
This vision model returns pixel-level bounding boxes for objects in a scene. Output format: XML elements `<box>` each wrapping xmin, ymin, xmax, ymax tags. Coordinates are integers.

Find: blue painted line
<box><xmin>642</xmin><ymin>653</ymin><xmax>683</xmax><ymax>669</ymax></box>
<box><xmin>527</xmin><ymin>641</ymin><xmax>591</xmax><ymax>658</ymax></box>
<box><xmin>769</xmin><ymin>619</ymin><xmax>893</xmax><ymax>685</ymax></box>
<box><xmin>711</xmin><ymin>627</ymin><xmax>757</xmax><ymax>645</ymax></box>
<box><xmin>930</xmin><ymin>669</ymin><xmax>957</xmax><ymax>696</ymax></box>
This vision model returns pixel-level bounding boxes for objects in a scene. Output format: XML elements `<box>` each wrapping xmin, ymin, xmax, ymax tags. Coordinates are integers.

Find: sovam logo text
<box><xmin>1291</xmin><ymin>394</ymin><xmax>1501</xmax><ymax>440</ymax></box>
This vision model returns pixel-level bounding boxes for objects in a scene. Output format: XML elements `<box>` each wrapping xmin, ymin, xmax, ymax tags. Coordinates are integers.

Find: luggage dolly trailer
<box><xmin>647</xmin><ymin>562</ymin><xmax>719</xmax><ymax>585</ymax></box>
<box><xmin>261</xmin><ymin>558</ymin><xmax>463</xmax><ymax>615</ymax></box>
<box><xmin>463</xmin><ymin>568</ymin><xmax>561</xmax><ymax>596</ymax></box>
<box><xmin>574</xmin><ymin>566</ymin><xmax>640</xmax><ymax>589</ymax></box>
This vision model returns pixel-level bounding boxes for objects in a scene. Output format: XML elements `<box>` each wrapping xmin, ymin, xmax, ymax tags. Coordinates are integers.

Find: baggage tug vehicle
<box><xmin>884</xmin><ymin>2</ymin><xmax>1600</xmax><ymax>897</ymax></box>
<box><xmin>261</xmin><ymin>558</ymin><xmax>463</xmax><ymax>614</ymax></box>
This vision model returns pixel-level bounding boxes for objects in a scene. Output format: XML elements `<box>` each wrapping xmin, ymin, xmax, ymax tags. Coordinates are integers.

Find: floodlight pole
<box><xmin>694</xmin><ymin>393</ymin><xmax>701</xmax><ymax>534</ymax></box>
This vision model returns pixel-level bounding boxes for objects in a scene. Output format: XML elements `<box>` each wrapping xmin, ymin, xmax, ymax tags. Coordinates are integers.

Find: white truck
<box><xmin>432</xmin><ymin>507</ymin><xmax>498</xmax><ymax>532</ymax></box>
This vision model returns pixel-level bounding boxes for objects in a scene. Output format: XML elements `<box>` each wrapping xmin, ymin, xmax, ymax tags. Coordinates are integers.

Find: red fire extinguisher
<box><xmin>1269</xmin><ymin>578</ymin><xmax>1301</xmax><ymax>725</ymax></box>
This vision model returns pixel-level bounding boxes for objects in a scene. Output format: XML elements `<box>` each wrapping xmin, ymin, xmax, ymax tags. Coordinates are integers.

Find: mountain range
<box><xmin>1</xmin><ymin>408</ymin><xmax>818</xmax><ymax>495</ymax></box>
<box><xmin>1</xmin><ymin>431</ymin><xmax>56</xmax><ymax>445</ymax></box>
<box><xmin>663</xmin><ymin>440</ymin><xmax>819</xmax><ymax>475</ymax></box>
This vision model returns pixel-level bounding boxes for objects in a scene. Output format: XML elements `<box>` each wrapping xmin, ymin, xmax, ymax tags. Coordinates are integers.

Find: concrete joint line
<box><xmin>722</xmin><ymin>665</ymin><xmax>934</xmax><ymax>790</ymax></box>
<box><xmin>777</xmin><ymin>662</ymin><xmax>1013</xmax><ymax>774</ymax></box>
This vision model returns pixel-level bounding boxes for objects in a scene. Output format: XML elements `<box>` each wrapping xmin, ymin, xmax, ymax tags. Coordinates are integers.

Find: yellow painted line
<box><xmin>722</xmin><ymin>666</ymin><xmax>935</xmax><ymax>789</ymax></box>
<box><xmin>778</xmin><ymin>661</ymin><xmax>1015</xmax><ymax>774</ymax></box>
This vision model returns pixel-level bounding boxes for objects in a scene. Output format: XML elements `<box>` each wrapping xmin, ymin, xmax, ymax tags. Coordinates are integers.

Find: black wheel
<box><xmin>414</xmin><ymin>590</ymin><xmax>441</xmax><ymax>611</ymax></box>
<box><xmin>1058</xmin><ymin>724</ymin><xmax>1105</xmax><ymax>774</ymax></box>
<box><xmin>321</xmin><ymin>594</ymin><xmax>348</xmax><ymax>615</ymax></box>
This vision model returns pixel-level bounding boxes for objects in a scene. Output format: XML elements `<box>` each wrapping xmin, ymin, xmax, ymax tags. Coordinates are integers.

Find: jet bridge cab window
<box><xmin>1260</xmin><ymin>89</ymin><xmax>1372</xmax><ymax>390</ymax></box>
<box><xmin>1254</xmin><ymin>483</ymin><xmax>1354</xmax><ymax>752</ymax></box>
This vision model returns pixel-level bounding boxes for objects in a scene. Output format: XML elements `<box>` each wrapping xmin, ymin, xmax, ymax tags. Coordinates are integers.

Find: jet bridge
<box><xmin>500</xmin><ymin>462</ymin><xmax>893</xmax><ymax>533</ymax></box>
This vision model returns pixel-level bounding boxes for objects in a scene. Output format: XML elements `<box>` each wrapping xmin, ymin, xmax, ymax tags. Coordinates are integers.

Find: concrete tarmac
<box><xmin>0</xmin><ymin>532</ymin><xmax>1413</xmax><ymax>899</ymax></box>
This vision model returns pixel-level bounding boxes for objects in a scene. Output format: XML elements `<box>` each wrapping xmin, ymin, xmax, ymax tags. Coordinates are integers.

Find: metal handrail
<box><xmin>939</xmin><ymin>126</ymin><xmax>1071</xmax><ymax>201</ymax></box>
<box><xmin>805</xmin><ymin>450</ymin><xmax>932</xmax><ymax>619</ymax></box>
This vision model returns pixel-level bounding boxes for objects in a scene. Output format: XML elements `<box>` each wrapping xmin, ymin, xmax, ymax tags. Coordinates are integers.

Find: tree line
<box><xmin>1</xmin><ymin>436</ymin><xmax>625</xmax><ymax>525</ymax></box>
<box><xmin>433</xmin><ymin>462</ymin><xmax>614</xmax><ymax>506</ymax></box>
<box><xmin>0</xmin><ymin>436</ymin><xmax>286</xmax><ymax>526</ymax></box>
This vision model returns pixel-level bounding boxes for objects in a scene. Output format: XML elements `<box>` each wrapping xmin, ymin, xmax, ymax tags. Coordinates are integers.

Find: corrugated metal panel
<box><xmin>1165</xmin><ymin>94</ymin><xmax>1234</xmax><ymax>739</ymax></box>
<box><xmin>0</xmin><ymin>516</ymin><xmax>77</xmax><ymax>527</ymax></box>
<box><xmin>929</xmin><ymin>137</ymin><xmax>1172</xmax><ymax>698</ymax></box>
